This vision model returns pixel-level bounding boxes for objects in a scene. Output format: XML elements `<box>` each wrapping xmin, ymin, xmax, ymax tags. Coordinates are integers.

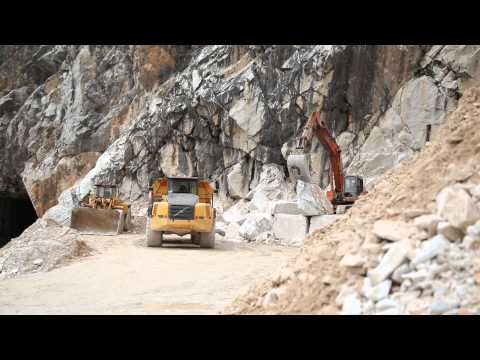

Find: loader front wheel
<box><xmin>124</xmin><ymin>208</ymin><xmax>132</xmax><ymax>232</ymax></box>
<box><xmin>146</xmin><ymin>217</ymin><xmax>163</xmax><ymax>247</ymax></box>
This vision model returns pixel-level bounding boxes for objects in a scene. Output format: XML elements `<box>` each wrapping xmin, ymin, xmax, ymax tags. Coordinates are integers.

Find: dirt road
<box><xmin>0</xmin><ymin>234</ymin><xmax>298</xmax><ymax>314</ymax></box>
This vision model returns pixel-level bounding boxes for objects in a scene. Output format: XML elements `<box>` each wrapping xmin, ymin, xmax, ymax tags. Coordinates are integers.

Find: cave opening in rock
<box><xmin>0</xmin><ymin>194</ymin><xmax>38</xmax><ymax>248</ymax></box>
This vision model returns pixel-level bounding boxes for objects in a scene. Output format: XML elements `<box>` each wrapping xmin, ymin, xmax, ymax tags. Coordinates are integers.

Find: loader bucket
<box><xmin>287</xmin><ymin>154</ymin><xmax>312</xmax><ymax>183</ymax></box>
<box><xmin>70</xmin><ymin>207</ymin><xmax>125</xmax><ymax>235</ymax></box>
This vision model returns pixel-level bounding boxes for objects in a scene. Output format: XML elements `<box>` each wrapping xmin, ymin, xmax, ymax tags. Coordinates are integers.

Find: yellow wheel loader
<box><xmin>70</xmin><ymin>184</ymin><xmax>132</xmax><ymax>235</ymax></box>
<box><xmin>146</xmin><ymin>177</ymin><xmax>216</xmax><ymax>248</ymax></box>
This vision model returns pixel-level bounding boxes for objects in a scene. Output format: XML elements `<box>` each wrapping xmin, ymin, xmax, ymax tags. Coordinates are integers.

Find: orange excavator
<box><xmin>287</xmin><ymin>111</ymin><xmax>366</xmax><ymax>213</ymax></box>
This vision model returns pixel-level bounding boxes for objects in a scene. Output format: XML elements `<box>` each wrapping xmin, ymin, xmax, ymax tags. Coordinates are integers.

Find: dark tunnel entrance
<box><xmin>0</xmin><ymin>195</ymin><xmax>38</xmax><ymax>248</ymax></box>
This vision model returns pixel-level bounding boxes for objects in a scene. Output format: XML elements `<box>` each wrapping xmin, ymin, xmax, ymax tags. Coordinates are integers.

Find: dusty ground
<box><xmin>0</xmin><ymin>233</ymin><xmax>298</xmax><ymax>314</ymax></box>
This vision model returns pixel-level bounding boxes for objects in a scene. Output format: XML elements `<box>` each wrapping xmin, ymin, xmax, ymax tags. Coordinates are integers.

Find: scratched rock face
<box><xmin>1</xmin><ymin>45</ymin><xmax>480</xmax><ymax>226</ymax></box>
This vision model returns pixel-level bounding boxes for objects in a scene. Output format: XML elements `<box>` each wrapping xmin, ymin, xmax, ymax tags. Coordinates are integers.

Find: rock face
<box><xmin>2</xmin><ymin>45</ymin><xmax>480</xmax><ymax>241</ymax></box>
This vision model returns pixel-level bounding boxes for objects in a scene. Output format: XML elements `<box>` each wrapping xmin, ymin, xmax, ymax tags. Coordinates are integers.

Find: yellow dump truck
<box><xmin>146</xmin><ymin>177</ymin><xmax>216</xmax><ymax>248</ymax></box>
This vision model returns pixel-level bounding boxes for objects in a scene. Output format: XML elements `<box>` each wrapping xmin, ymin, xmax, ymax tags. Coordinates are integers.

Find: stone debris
<box><xmin>0</xmin><ymin>219</ymin><xmax>91</xmax><ymax>279</ymax></box>
<box><xmin>368</xmin><ymin>240</ymin><xmax>411</xmax><ymax>285</ymax></box>
<box><xmin>309</xmin><ymin>215</ymin><xmax>341</xmax><ymax>234</ymax></box>
<box><xmin>437</xmin><ymin>221</ymin><xmax>463</xmax><ymax>242</ymax></box>
<box><xmin>222</xmin><ymin>200</ymin><xmax>250</xmax><ymax>225</ymax></box>
<box><xmin>373</xmin><ymin>220</ymin><xmax>420</xmax><ymax>242</ymax></box>
<box><xmin>413</xmin><ymin>214</ymin><xmax>442</xmax><ymax>237</ymax></box>
<box><xmin>272</xmin><ymin>214</ymin><xmax>308</xmax><ymax>246</ymax></box>
<box><xmin>340</xmin><ymin>254</ymin><xmax>366</xmax><ymax>268</ymax></box>
<box><xmin>271</xmin><ymin>201</ymin><xmax>304</xmax><ymax>216</ymax></box>
<box><xmin>238</xmin><ymin>212</ymin><xmax>273</xmax><ymax>242</ymax></box>
<box><xmin>375</xmin><ymin>298</ymin><xmax>398</xmax><ymax>312</ymax></box>
<box><xmin>411</xmin><ymin>234</ymin><xmax>449</xmax><ymax>266</ymax></box>
<box><xmin>362</xmin><ymin>278</ymin><xmax>392</xmax><ymax>302</ymax></box>
<box><xmin>341</xmin><ymin>293</ymin><xmax>362</xmax><ymax>315</ymax></box>
<box><xmin>296</xmin><ymin>180</ymin><xmax>333</xmax><ymax>216</ymax></box>
<box><xmin>436</xmin><ymin>186</ymin><xmax>480</xmax><ymax>230</ymax></box>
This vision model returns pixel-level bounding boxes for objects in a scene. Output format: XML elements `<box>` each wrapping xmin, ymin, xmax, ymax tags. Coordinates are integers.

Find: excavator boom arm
<box><xmin>298</xmin><ymin>111</ymin><xmax>344</xmax><ymax>196</ymax></box>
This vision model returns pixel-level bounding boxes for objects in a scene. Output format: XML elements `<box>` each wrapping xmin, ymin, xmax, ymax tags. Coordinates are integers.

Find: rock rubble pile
<box><xmin>226</xmin><ymin>87</ymin><xmax>480</xmax><ymax>315</ymax></box>
<box><xmin>216</xmin><ymin>164</ymin><xmax>341</xmax><ymax>246</ymax></box>
<box><xmin>0</xmin><ymin>219</ymin><xmax>91</xmax><ymax>279</ymax></box>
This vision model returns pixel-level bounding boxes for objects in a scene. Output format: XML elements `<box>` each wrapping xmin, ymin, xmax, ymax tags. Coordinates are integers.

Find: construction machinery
<box><xmin>146</xmin><ymin>177</ymin><xmax>216</xmax><ymax>248</ymax></box>
<box><xmin>287</xmin><ymin>111</ymin><xmax>366</xmax><ymax>213</ymax></box>
<box><xmin>70</xmin><ymin>184</ymin><xmax>132</xmax><ymax>234</ymax></box>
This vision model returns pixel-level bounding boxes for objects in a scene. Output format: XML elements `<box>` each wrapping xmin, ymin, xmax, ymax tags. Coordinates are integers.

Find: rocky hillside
<box><xmin>226</xmin><ymin>86</ymin><xmax>480</xmax><ymax>315</ymax></box>
<box><xmin>3</xmin><ymin>45</ymin><xmax>479</xmax><ymax>226</ymax></box>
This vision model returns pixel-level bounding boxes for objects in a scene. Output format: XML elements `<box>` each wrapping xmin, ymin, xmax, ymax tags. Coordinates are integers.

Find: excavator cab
<box><xmin>344</xmin><ymin>176</ymin><xmax>364</xmax><ymax>198</ymax></box>
<box><xmin>95</xmin><ymin>185</ymin><xmax>117</xmax><ymax>199</ymax></box>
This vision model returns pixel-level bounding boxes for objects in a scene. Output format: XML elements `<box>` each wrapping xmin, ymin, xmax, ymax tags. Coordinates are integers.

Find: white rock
<box><xmin>463</xmin><ymin>235</ymin><xmax>480</xmax><ymax>250</ymax></box>
<box><xmin>335</xmin><ymin>284</ymin><xmax>356</xmax><ymax>307</ymax></box>
<box><xmin>321</xmin><ymin>275</ymin><xmax>334</xmax><ymax>285</ymax></box>
<box><xmin>411</xmin><ymin>234</ymin><xmax>449</xmax><ymax>266</ymax></box>
<box><xmin>226</xmin><ymin>163</ymin><xmax>249</xmax><ymax>199</ymax></box>
<box><xmin>271</xmin><ymin>201</ymin><xmax>304</xmax><ymax>215</ymax></box>
<box><xmin>401</xmin><ymin>269</ymin><xmax>430</xmax><ymax>283</ymax></box>
<box><xmin>229</xmin><ymin>94</ymin><xmax>265</xmax><ymax>138</ymax></box>
<box><xmin>430</xmin><ymin>297</ymin><xmax>460</xmax><ymax>315</ymax></box>
<box><xmin>192</xmin><ymin>69</ymin><xmax>202</xmax><ymax>90</ymax></box>
<box><xmin>308</xmin><ymin>215</ymin><xmax>341</xmax><ymax>234</ymax></box>
<box><xmin>374</xmin><ymin>307</ymin><xmax>402</xmax><ymax>315</ymax></box>
<box><xmin>391</xmin><ymin>263</ymin><xmax>410</xmax><ymax>283</ymax></box>
<box><xmin>362</xmin><ymin>278</ymin><xmax>392</xmax><ymax>302</ymax></box>
<box><xmin>222</xmin><ymin>200</ymin><xmax>249</xmax><ymax>225</ymax></box>
<box><xmin>470</xmin><ymin>184</ymin><xmax>480</xmax><ymax>199</ymax></box>
<box><xmin>33</xmin><ymin>258</ymin><xmax>43</xmax><ymax>266</ymax></box>
<box><xmin>362</xmin><ymin>300</ymin><xmax>375</xmax><ymax>315</ymax></box>
<box><xmin>296</xmin><ymin>180</ymin><xmax>333</xmax><ymax>216</ymax></box>
<box><xmin>375</xmin><ymin>298</ymin><xmax>398</xmax><ymax>311</ymax></box>
<box><xmin>249</xmin><ymin>189</ymin><xmax>271</xmax><ymax>213</ymax></box>
<box><xmin>436</xmin><ymin>186</ymin><xmax>480</xmax><ymax>230</ymax></box>
<box><xmin>368</xmin><ymin>240</ymin><xmax>411</xmax><ymax>285</ymax></box>
<box><xmin>413</xmin><ymin>214</ymin><xmax>442</xmax><ymax>236</ymax></box>
<box><xmin>341</xmin><ymin>293</ymin><xmax>362</xmax><ymax>315</ymax></box>
<box><xmin>256</xmin><ymin>231</ymin><xmax>276</xmax><ymax>244</ymax></box>
<box><xmin>340</xmin><ymin>254</ymin><xmax>366</xmax><ymax>268</ymax></box>
<box><xmin>373</xmin><ymin>220</ymin><xmax>419</xmax><ymax>242</ymax></box>
<box><xmin>466</xmin><ymin>222</ymin><xmax>480</xmax><ymax>237</ymax></box>
<box><xmin>238</xmin><ymin>212</ymin><xmax>273</xmax><ymax>241</ymax></box>
<box><xmin>262</xmin><ymin>286</ymin><xmax>288</xmax><ymax>308</ymax></box>
<box><xmin>272</xmin><ymin>214</ymin><xmax>307</xmax><ymax>246</ymax></box>
<box><xmin>437</xmin><ymin>221</ymin><xmax>463</xmax><ymax>242</ymax></box>
<box><xmin>224</xmin><ymin>222</ymin><xmax>242</xmax><ymax>242</ymax></box>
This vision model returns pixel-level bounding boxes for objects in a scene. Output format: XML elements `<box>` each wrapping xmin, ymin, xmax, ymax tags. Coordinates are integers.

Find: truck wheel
<box><xmin>146</xmin><ymin>217</ymin><xmax>163</xmax><ymax>247</ymax></box>
<box><xmin>191</xmin><ymin>232</ymin><xmax>200</xmax><ymax>245</ymax></box>
<box><xmin>124</xmin><ymin>208</ymin><xmax>132</xmax><ymax>232</ymax></box>
<box><xmin>199</xmin><ymin>225</ymin><xmax>215</xmax><ymax>249</ymax></box>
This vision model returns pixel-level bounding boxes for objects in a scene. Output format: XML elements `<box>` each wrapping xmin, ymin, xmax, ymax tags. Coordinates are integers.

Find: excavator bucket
<box><xmin>70</xmin><ymin>207</ymin><xmax>125</xmax><ymax>235</ymax></box>
<box><xmin>287</xmin><ymin>154</ymin><xmax>312</xmax><ymax>183</ymax></box>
